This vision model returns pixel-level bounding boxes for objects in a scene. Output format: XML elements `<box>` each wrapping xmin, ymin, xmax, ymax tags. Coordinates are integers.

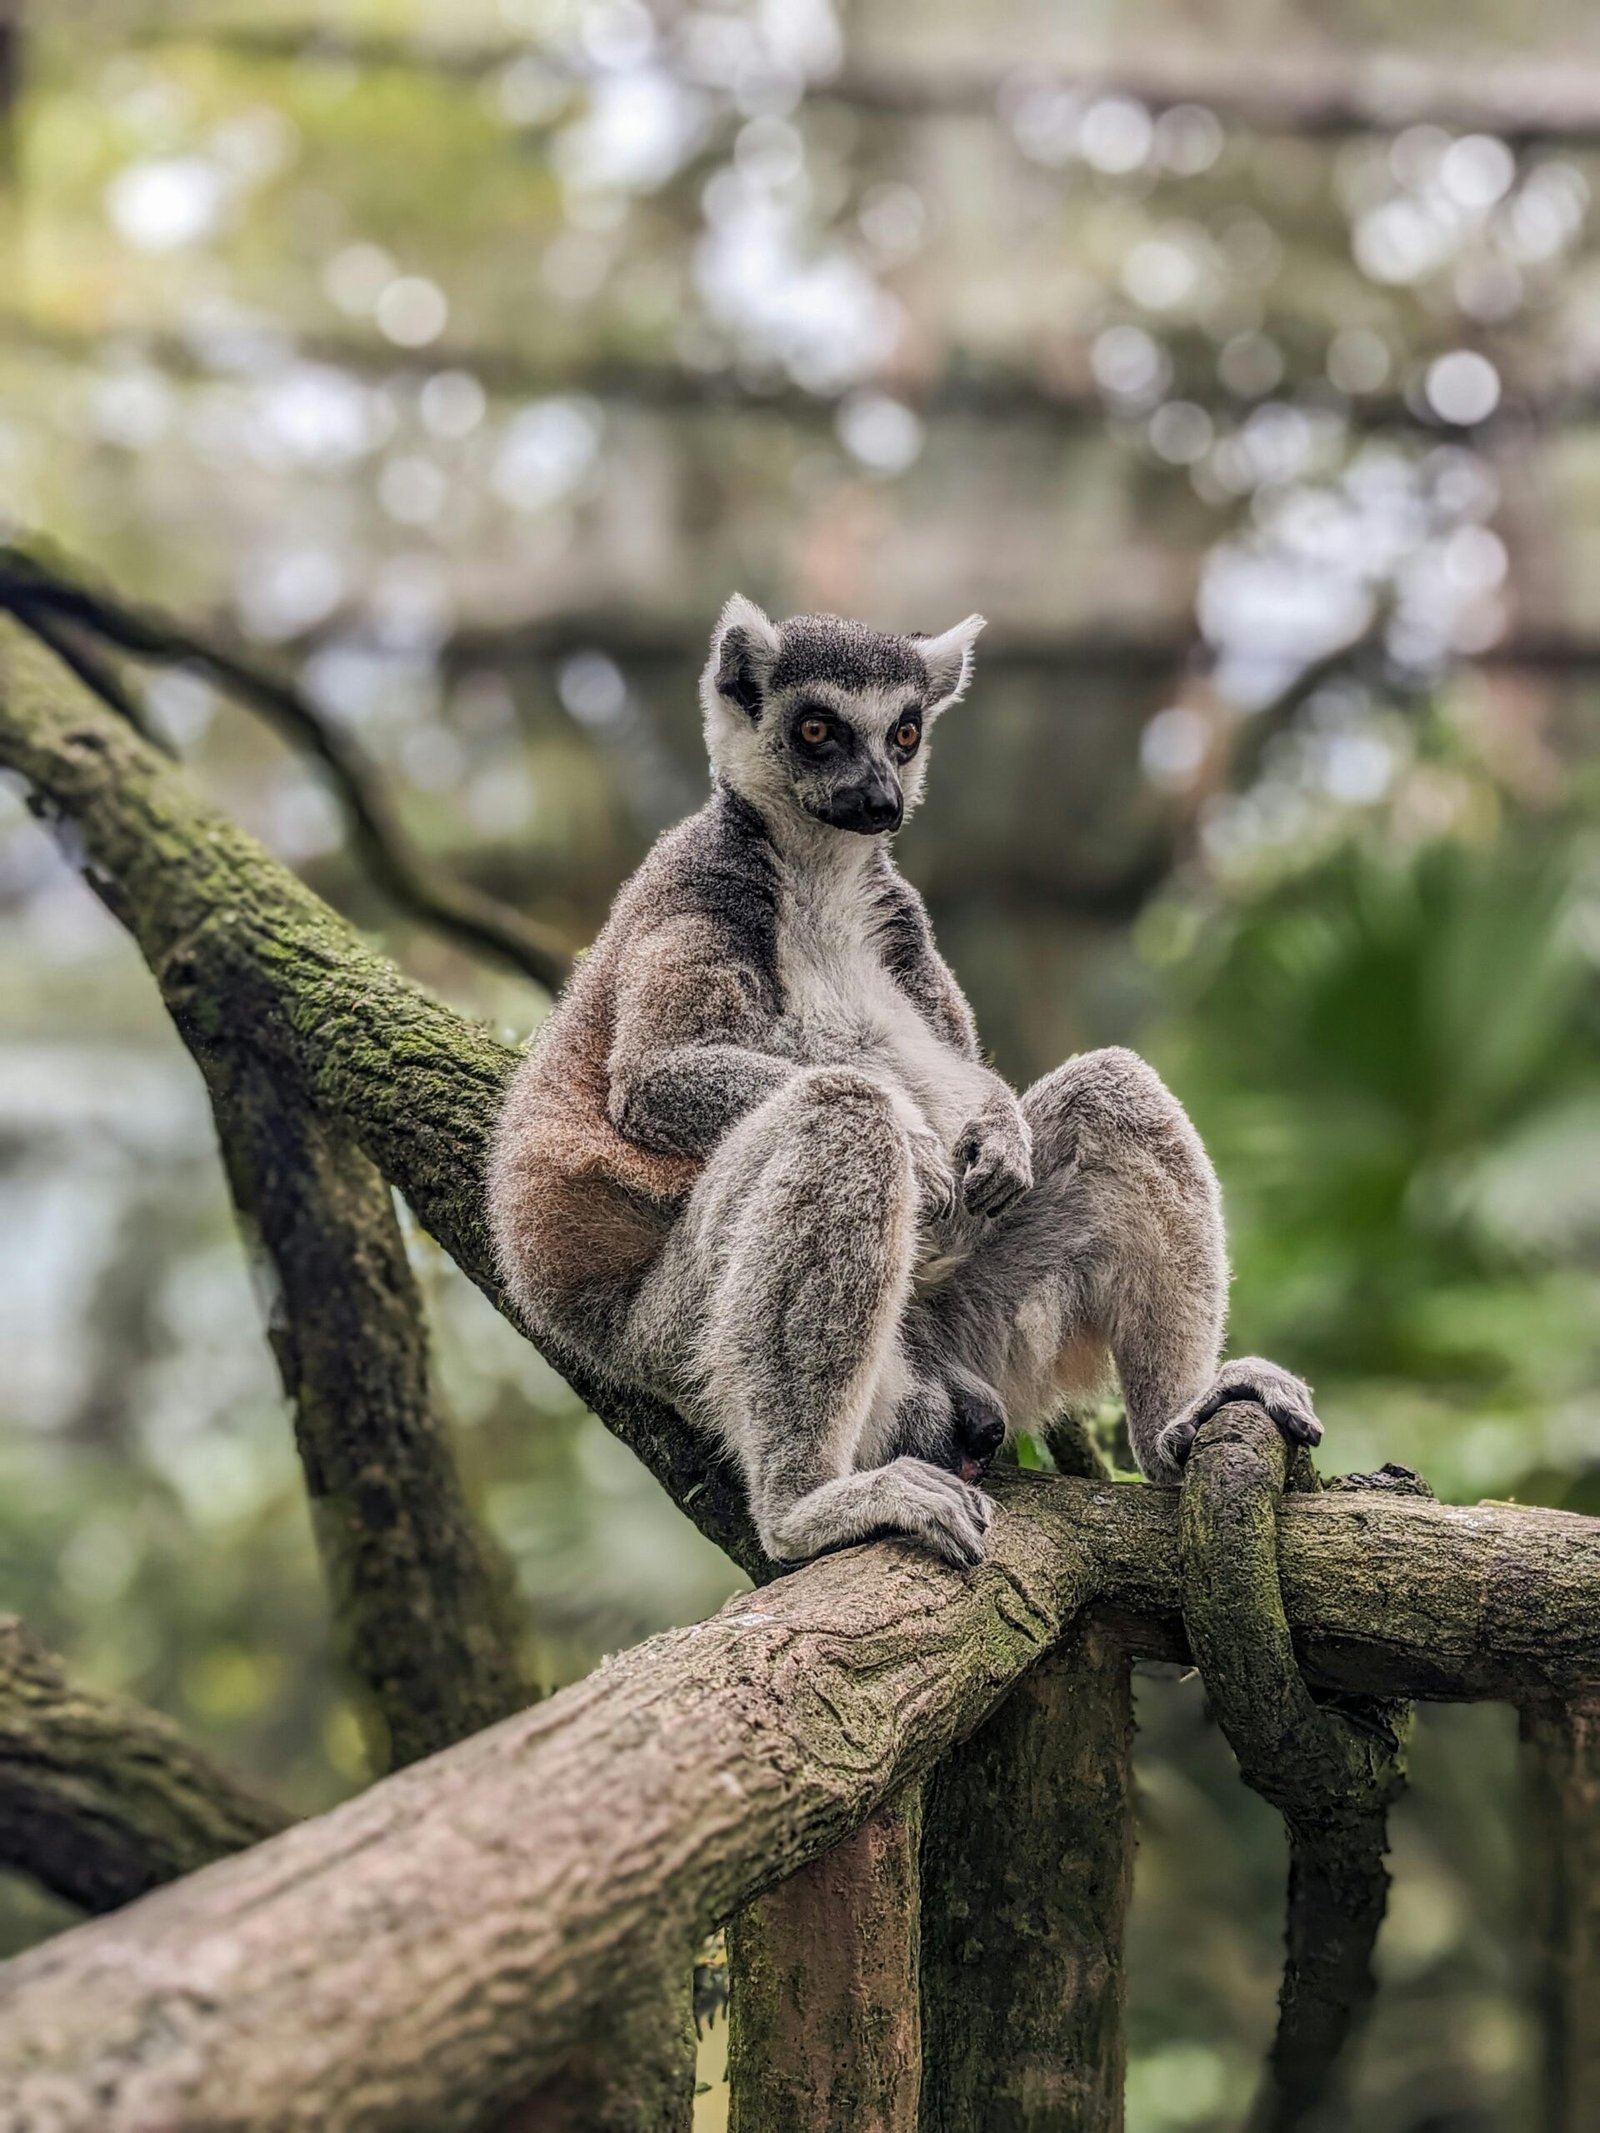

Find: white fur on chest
<box><xmin>771</xmin><ymin>857</ymin><xmax>988</xmax><ymax>1144</ymax></box>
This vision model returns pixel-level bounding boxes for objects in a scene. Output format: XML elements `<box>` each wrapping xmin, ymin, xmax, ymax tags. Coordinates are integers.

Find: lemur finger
<box><xmin>962</xmin><ymin>1155</ymin><xmax>1030</xmax><ymax>1217</ymax></box>
<box><xmin>1153</xmin><ymin>1418</ymin><xmax>1197</xmax><ymax>1472</ymax></box>
<box><xmin>1268</xmin><ymin>1399</ymin><xmax>1323</xmax><ymax>1446</ymax></box>
<box><xmin>896</xmin><ymin>1466</ymin><xmax>994</xmax><ymax>1550</ymax></box>
<box><xmin>891</xmin><ymin>1484</ymin><xmax>987</xmax><ymax>1567</ymax></box>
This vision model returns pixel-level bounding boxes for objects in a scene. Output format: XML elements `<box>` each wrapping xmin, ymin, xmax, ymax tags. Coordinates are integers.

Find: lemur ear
<box><xmin>708</xmin><ymin>592</ymin><xmax>782</xmax><ymax>723</ymax></box>
<box><xmin>919</xmin><ymin>614</ymin><xmax>986</xmax><ymax>713</ymax></box>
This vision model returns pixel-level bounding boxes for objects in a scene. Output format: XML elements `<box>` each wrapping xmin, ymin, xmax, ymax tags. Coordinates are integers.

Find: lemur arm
<box><xmin>607</xmin><ymin>914</ymin><xmax>793</xmax><ymax>1159</ymax></box>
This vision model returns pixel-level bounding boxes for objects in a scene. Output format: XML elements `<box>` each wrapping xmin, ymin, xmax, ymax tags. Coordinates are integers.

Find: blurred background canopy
<box><xmin>2</xmin><ymin>2</ymin><xmax>1599</xmax><ymax>2126</ymax></box>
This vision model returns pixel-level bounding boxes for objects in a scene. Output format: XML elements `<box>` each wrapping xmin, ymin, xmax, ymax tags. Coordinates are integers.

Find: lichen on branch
<box><xmin>1179</xmin><ymin>1404</ymin><xmax>1410</xmax><ymax>2131</ymax></box>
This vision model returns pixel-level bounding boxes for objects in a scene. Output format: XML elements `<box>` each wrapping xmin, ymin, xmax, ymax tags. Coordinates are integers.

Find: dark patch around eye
<box><xmin>791</xmin><ymin>704</ymin><xmax>849</xmax><ymax>752</ymax></box>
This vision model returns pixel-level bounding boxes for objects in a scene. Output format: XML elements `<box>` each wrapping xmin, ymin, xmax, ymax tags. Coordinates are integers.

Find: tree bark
<box><xmin>1523</xmin><ymin>1690</ymin><xmax>1600</xmax><ymax>2133</ymax></box>
<box><xmin>1178</xmin><ymin>1411</ymin><xmax>1406</xmax><ymax>2133</ymax></box>
<box><xmin>488</xmin><ymin>1966</ymin><xmax>698</xmax><ymax>2133</ymax></box>
<box><xmin>919</xmin><ymin>1620</ymin><xmax>1134</xmax><ymax>2133</ymax></box>
<box><xmin>728</xmin><ymin>1790</ymin><xmax>923</xmax><ymax>2133</ymax></box>
<box><xmin>0</xmin><ymin>1617</ymin><xmax>289</xmax><ymax>1913</ymax></box>
<box><xmin>3</xmin><ymin>1472</ymin><xmax>1600</xmax><ymax>2130</ymax></box>
<box><xmin>202</xmin><ymin>1048</ymin><xmax>527</xmax><ymax>1769</ymax></box>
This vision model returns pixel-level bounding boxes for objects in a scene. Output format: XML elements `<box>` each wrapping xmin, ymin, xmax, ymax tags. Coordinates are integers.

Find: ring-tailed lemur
<box><xmin>489</xmin><ymin>596</ymin><xmax>1320</xmax><ymax>1567</ymax></box>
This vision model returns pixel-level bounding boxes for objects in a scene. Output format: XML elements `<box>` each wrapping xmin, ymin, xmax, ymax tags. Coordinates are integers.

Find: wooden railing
<box><xmin>3</xmin><ymin>1418</ymin><xmax>1600</xmax><ymax>2128</ymax></box>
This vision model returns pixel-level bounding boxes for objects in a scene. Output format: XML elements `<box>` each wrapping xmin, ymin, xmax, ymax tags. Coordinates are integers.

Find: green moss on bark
<box><xmin>920</xmin><ymin>1620</ymin><xmax>1133</xmax><ymax>2133</ymax></box>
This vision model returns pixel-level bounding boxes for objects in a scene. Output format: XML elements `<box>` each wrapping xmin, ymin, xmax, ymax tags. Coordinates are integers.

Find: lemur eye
<box><xmin>798</xmin><ymin>715</ymin><xmax>831</xmax><ymax>747</ymax></box>
<box><xmin>894</xmin><ymin>719</ymin><xmax>921</xmax><ymax>753</ymax></box>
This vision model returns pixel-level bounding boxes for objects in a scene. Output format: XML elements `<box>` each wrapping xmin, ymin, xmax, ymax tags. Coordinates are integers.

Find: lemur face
<box><xmin>700</xmin><ymin>597</ymin><xmax>985</xmax><ymax>838</ymax></box>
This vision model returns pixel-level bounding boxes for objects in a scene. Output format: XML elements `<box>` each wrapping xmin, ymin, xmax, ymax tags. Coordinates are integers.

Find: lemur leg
<box><xmin>909</xmin><ymin>1048</ymin><xmax>1319</xmax><ymax>1483</ymax></box>
<box><xmin>631</xmin><ymin>1066</ymin><xmax>993</xmax><ymax>1567</ymax></box>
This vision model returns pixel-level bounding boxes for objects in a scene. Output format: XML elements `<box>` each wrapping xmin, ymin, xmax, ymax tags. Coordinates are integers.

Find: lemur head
<box><xmin>700</xmin><ymin>596</ymin><xmax>985</xmax><ymax>838</ymax></box>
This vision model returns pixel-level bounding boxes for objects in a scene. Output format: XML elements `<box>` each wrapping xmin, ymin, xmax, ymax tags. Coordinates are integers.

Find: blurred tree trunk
<box><xmin>202</xmin><ymin>1048</ymin><xmax>528</xmax><ymax>1770</ymax></box>
<box><xmin>1524</xmin><ymin>1691</ymin><xmax>1600</xmax><ymax>2132</ymax></box>
<box><xmin>919</xmin><ymin>1620</ymin><xmax>1134</xmax><ymax>2133</ymax></box>
<box><xmin>727</xmin><ymin>1791</ymin><xmax>923</xmax><ymax>2133</ymax></box>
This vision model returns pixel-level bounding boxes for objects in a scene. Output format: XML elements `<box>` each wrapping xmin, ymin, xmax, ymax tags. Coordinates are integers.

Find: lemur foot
<box><xmin>1152</xmin><ymin>1357</ymin><xmax>1321</xmax><ymax>1479</ymax></box>
<box><xmin>763</xmin><ymin>1458</ymin><xmax>994</xmax><ymax>1570</ymax></box>
<box><xmin>876</xmin><ymin>1459</ymin><xmax>995</xmax><ymax>1567</ymax></box>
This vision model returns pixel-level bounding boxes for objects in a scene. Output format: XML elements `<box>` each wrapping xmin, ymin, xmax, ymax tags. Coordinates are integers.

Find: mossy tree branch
<box><xmin>0</xmin><ymin>618</ymin><xmax>763</xmax><ymax>1574</ymax></box>
<box><xmin>5</xmin><ymin>1468</ymin><xmax>1600</xmax><ymax>2130</ymax></box>
<box><xmin>0</xmin><ymin>1617</ymin><xmax>290</xmax><ymax>1913</ymax></box>
<box><xmin>1180</xmin><ymin>1407</ymin><xmax>1410</xmax><ymax>2131</ymax></box>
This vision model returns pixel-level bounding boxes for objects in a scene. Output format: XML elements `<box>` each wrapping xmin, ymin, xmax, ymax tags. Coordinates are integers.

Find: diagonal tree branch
<box><xmin>0</xmin><ymin>547</ymin><xmax>574</xmax><ymax>993</ymax></box>
<box><xmin>0</xmin><ymin>617</ymin><xmax>761</xmax><ymax>1572</ymax></box>
<box><xmin>0</xmin><ymin>1616</ymin><xmax>290</xmax><ymax>1914</ymax></box>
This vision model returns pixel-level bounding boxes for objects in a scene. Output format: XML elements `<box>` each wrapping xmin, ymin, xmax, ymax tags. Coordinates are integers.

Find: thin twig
<box><xmin>11</xmin><ymin>606</ymin><xmax>177</xmax><ymax>758</ymax></box>
<box><xmin>0</xmin><ymin>546</ymin><xmax>573</xmax><ymax>992</ymax></box>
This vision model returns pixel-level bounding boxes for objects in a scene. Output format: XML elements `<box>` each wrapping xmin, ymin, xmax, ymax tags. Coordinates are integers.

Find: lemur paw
<box><xmin>877</xmin><ymin>1457</ymin><xmax>995</xmax><ymax>1568</ymax></box>
<box><xmin>1153</xmin><ymin>1358</ymin><xmax>1321</xmax><ymax>1479</ymax></box>
<box><xmin>954</xmin><ymin>1113</ymin><xmax>1034</xmax><ymax>1219</ymax></box>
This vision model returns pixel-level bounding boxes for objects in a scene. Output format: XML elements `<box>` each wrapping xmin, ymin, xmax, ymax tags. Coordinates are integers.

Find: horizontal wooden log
<box><xmin>1</xmin><ymin>1473</ymin><xmax>1598</xmax><ymax>2131</ymax></box>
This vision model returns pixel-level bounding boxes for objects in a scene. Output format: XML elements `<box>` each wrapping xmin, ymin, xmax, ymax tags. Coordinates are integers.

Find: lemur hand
<box><xmin>954</xmin><ymin>1102</ymin><xmax>1034</xmax><ymax>1219</ymax></box>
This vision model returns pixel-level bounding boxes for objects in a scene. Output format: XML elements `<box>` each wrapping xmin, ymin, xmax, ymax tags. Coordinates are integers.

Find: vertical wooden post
<box><xmin>1523</xmin><ymin>1689</ymin><xmax>1600</xmax><ymax>2133</ymax></box>
<box><xmin>919</xmin><ymin>1619</ymin><xmax>1134</xmax><ymax>2133</ymax></box>
<box><xmin>727</xmin><ymin>1788</ymin><xmax>923</xmax><ymax>2133</ymax></box>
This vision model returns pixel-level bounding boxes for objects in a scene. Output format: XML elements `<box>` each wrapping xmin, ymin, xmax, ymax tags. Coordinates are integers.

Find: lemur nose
<box><xmin>862</xmin><ymin>790</ymin><xmax>902</xmax><ymax>830</ymax></box>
